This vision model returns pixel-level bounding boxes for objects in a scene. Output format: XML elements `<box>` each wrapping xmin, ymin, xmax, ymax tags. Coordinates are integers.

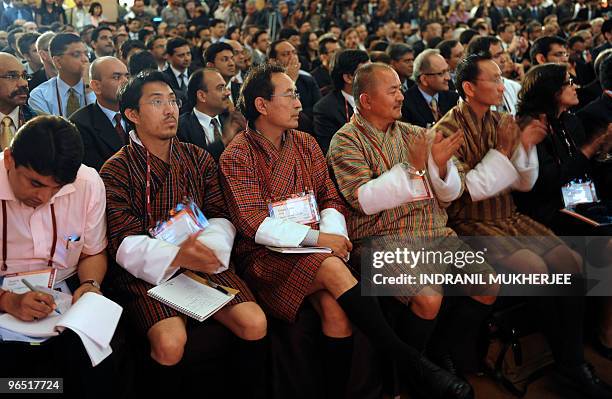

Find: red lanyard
<box><xmin>55</xmin><ymin>78</ymin><xmax>88</xmax><ymax>117</ymax></box>
<box><xmin>352</xmin><ymin>116</ymin><xmax>394</xmax><ymax>171</ymax></box>
<box><xmin>2</xmin><ymin>200</ymin><xmax>57</xmax><ymax>271</ymax></box>
<box><xmin>344</xmin><ymin>98</ymin><xmax>350</xmax><ymax>122</ymax></box>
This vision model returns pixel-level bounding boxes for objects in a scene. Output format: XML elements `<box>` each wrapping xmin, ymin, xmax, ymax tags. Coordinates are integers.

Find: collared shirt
<box><xmin>28</xmin><ymin>76</ymin><xmax>97</xmax><ymax>117</ymax></box>
<box><xmin>97</xmin><ymin>101</ymin><xmax>127</xmax><ymax>132</ymax></box>
<box><xmin>193</xmin><ymin>108</ymin><xmax>221</xmax><ymax>145</ymax></box>
<box><xmin>417</xmin><ymin>86</ymin><xmax>439</xmax><ymax>107</ymax></box>
<box><xmin>170</xmin><ymin>65</ymin><xmax>188</xmax><ymax>89</ymax></box>
<box><xmin>0</xmin><ymin>107</ymin><xmax>20</xmax><ymax>136</ymax></box>
<box><xmin>340</xmin><ymin>90</ymin><xmax>356</xmax><ymax>111</ymax></box>
<box><xmin>0</xmin><ymin>153</ymin><xmax>107</xmax><ymax>282</ymax></box>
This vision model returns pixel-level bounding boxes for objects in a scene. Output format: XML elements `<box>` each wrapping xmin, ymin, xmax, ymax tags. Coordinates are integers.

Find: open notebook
<box><xmin>147</xmin><ymin>271</ymin><xmax>238</xmax><ymax>322</ymax></box>
<box><xmin>0</xmin><ymin>292</ymin><xmax>123</xmax><ymax>367</ymax></box>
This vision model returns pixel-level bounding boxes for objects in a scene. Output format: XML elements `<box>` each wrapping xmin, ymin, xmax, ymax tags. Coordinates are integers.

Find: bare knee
<box><xmin>312</xmin><ymin>291</ymin><xmax>352</xmax><ymax>337</ymax></box>
<box><xmin>544</xmin><ymin>246</ymin><xmax>583</xmax><ymax>274</ymax></box>
<box><xmin>148</xmin><ymin>325</ymin><xmax>187</xmax><ymax>366</ymax></box>
<box><xmin>233</xmin><ymin>303</ymin><xmax>268</xmax><ymax>341</ymax></box>
<box><xmin>501</xmin><ymin>249</ymin><xmax>549</xmax><ymax>274</ymax></box>
<box><xmin>411</xmin><ymin>294</ymin><xmax>442</xmax><ymax>320</ymax></box>
<box><xmin>315</xmin><ymin>257</ymin><xmax>357</xmax><ymax>297</ymax></box>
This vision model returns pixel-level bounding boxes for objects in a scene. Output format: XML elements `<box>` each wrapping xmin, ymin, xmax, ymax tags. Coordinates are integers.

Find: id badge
<box><xmin>268</xmin><ymin>190</ymin><xmax>321</xmax><ymax>225</ymax></box>
<box><xmin>408</xmin><ymin>176</ymin><xmax>434</xmax><ymax>201</ymax></box>
<box><xmin>561</xmin><ymin>179</ymin><xmax>598</xmax><ymax>208</ymax></box>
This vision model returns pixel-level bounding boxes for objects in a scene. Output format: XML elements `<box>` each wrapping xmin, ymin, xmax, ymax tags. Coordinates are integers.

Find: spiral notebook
<box><xmin>147</xmin><ymin>271</ymin><xmax>238</xmax><ymax>322</ymax></box>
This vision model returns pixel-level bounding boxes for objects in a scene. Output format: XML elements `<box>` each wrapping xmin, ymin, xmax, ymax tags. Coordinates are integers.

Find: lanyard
<box><xmin>344</xmin><ymin>98</ymin><xmax>350</xmax><ymax>122</ymax></box>
<box><xmin>1</xmin><ymin>200</ymin><xmax>57</xmax><ymax>271</ymax></box>
<box><xmin>245</xmin><ymin>128</ymin><xmax>311</xmax><ymax>200</ymax></box>
<box><xmin>55</xmin><ymin>79</ymin><xmax>88</xmax><ymax>117</ymax></box>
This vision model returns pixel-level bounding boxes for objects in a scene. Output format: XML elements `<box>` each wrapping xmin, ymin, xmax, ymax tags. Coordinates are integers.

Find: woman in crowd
<box><xmin>36</xmin><ymin>0</ymin><xmax>65</xmax><ymax>26</ymax></box>
<box><xmin>89</xmin><ymin>2</ymin><xmax>104</xmax><ymax>27</ymax></box>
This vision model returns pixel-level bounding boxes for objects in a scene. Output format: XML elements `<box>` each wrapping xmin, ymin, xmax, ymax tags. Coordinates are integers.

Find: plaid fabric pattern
<box><xmin>100</xmin><ymin>138</ymin><xmax>255</xmax><ymax>334</ymax></box>
<box><xmin>219</xmin><ymin>128</ymin><xmax>346</xmax><ymax>322</ymax></box>
<box><xmin>328</xmin><ymin>112</ymin><xmax>455</xmax><ymax>242</ymax></box>
<box><xmin>434</xmin><ymin>102</ymin><xmax>562</xmax><ymax>257</ymax></box>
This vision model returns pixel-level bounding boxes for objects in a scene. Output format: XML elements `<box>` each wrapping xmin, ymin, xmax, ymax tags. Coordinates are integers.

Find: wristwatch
<box><xmin>401</xmin><ymin>162</ymin><xmax>427</xmax><ymax>177</ymax></box>
<box><xmin>80</xmin><ymin>279</ymin><xmax>101</xmax><ymax>290</ymax></box>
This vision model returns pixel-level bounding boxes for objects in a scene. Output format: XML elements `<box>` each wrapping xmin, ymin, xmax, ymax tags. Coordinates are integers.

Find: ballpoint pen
<box><xmin>21</xmin><ymin>279</ymin><xmax>62</xmax><ymax>315</ymax></box>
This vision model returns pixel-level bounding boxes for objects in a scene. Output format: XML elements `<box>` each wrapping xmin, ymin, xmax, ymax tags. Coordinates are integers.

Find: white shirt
<box><xmin>0</xmin><ymin>107</ymin><xmax>20</xmax><ymax>136</ymax></box>
<box><xmin>492</xmin><ymin>77</ymin><xmax>521</xmax><ymax>115</ymax></box>
<box><xmin>341</xmin><ymin>90</ymin><xmax>356</xmax><ymax>111</ymax></box>
<box><xmin>170</xmin><ymin>65</ymin><xmax>188</xmax><ymax>89</ymax></box>
<box><xmin>193</xmin><ymin>108</ymin><xmax>221</xmax><ymax>145</ymax></box>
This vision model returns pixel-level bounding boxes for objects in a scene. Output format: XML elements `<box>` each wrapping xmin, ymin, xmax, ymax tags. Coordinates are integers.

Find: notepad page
<box><xmin>149</xmin><ymin>273</ymin><xmax>231</xmax><ymax>320</ymax></box>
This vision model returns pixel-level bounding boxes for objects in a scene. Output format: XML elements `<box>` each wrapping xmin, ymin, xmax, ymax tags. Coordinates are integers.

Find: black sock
<box><xmin>396</xmin><ymin>305</ymin><xmax>438</xmax><ymax>353</ymax></box>
<box><xmin>336</xmin><ymin>284</ymin><xmax>421</xmax><ymax>366</ymax></box>
<box><xmin>323</xmin><ymin>335</ymin><xmax>354</xmax><ymax>399</ymax></box>
<box><xmin>556</xmin><ymin>275</ymin><xmax>586</xmax><ymax>367</ymax></box>
<box><xmin>239</xmin><ymin>337</ymin><xmax>270</xmax><ymax>399</ymax></box>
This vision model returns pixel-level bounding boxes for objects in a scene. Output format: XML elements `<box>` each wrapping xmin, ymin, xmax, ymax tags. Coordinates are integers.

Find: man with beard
<box><xmin>177</xmin><ymin>68</ymin><xmax>245</xmax><ymax>161</ymax></box>
<box><xmin>0</xmin><ymin>52</ymin><xmax>37</xmax><ymax>150</ymax></box>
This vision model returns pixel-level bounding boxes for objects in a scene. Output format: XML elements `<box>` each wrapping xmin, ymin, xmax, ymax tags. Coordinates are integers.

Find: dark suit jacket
<box><xmin>177</xmin><ymin>110</ymin><xmax>226</xmax><ymax>162</ymax></box>
<box><xmin>310</xmin><ymin>66</ymin><xmax>332</xmax><ymax>96</ymax></box>
<box><xmin>70</xmin><ymin>103</ymin><xmax>126</xmax><ymax>171</ymax></box>
<box><xmin>401</xmin><ymin>84</ymin><xmax>459</xmax><ymax>128</ymax></box>
<box><xmin>296</xmin><ymin>73</ymin><xmax>322</xmax><ymax>119</ymax></box>
<box><xmin>313</xmin><ymin>89</ymin><xmax>354</xmax><ymax>154</ymax></box>
<box><xmin>163</xmin><ymin>66</ymin><xmax>189</xmax><ymax>111</ymax></box>
<box><xmin>28</xmin><ymin>68</ymin><xmax>49</xmax><ymax>92</ymax></box>
<box><xmin>230</xmin><ymin>80</ymin><xmax>241</xmax><ymax>106</ymax></box>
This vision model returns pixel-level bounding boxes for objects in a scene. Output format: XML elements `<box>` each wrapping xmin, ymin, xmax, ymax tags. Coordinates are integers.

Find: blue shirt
<box><xmin>97</xmin><ymin>102</ymin><xmax>127</xmax><ymax>132</ymax></box>
<box><xmin>417</xmin><ymin>86</ymin><xmax>439</xmax><ymax>107</ymax></box>
<box><xmin>28</xmin><ymin>76</ymin><xmax>96</xmax><ymax>117</ymax></box>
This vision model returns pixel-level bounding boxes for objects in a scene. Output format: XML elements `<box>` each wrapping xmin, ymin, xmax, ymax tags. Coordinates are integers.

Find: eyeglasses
<box><xmin>143</xmin><ymin>98</ymin><xmax>182</xmax><ymax>108</ymax></box>
<box><xmin>562</xmin><ymin>77</ymin><xmax>575</xmax><ymax>87</ymax></box>
<box><xmin>475</xmin><ymin>77</ymin><xmax>504</xmax><ymax>85</ymax></box>
<box><xmin>271</xmin><ymin>91</ymin><xmax>300</xmax><ymax>100</ymax></box>
<box><xmin>423</xmin><ymin>69</ymin><xmax>450</xmax><ymax>77</ymax></box>
<box><xmin>57</xmin><ymin>50</ymin><xmax>89</xmax><ymax>59</ymax></box>
<box><xmin>0</xmin><ymin>71</ymin><xmax>31</xmax><ymax>81</ymax></box>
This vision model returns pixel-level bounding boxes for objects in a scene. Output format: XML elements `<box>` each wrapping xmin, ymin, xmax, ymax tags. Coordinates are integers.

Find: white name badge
<box><xmin>561</xmin><ymin>179</ymin><xmax>598</xmax><ymax>208</ymax></box>
<box><xmin>408</xmin><ymin>176</ymin><xmax>434</xmax><ymax>202</ymax></box>
<box><xmin>268</xmin><ymin>191</ymin><xmax>321</xmax><ymax>225</ymax></box>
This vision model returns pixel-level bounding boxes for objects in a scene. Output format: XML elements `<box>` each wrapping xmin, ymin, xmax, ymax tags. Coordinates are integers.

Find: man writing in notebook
<box><xmin>100</xmin><ymin>70</ymin><xmax>267</xmax><ymax>397</ymax></box>
<box><xmin>219</xmin><ymin>63</ymin><xmax>473</xmax><ymax>399</ymax></box>
<box><xmin>0</xmin><ymin>115</ymin><xmax>116</xmax><ymax>397</ymax></box>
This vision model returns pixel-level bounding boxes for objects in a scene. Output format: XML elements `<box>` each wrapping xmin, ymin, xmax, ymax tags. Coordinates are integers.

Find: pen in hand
<box><xmin>21</xmin><ymin>279</ymin><xmax>62</xmax><ymax>315</ymax></box>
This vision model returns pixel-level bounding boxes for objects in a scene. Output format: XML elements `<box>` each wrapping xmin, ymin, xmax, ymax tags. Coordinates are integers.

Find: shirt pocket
<box><xmin>57</xmin><ymin>239</ymin><xmax>85</xmax><ymax>269</ymax></box>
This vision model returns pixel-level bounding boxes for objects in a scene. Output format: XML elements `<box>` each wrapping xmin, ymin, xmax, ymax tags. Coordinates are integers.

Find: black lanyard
<box><xmin>1</xmin><ymin>200</ymin><xmax>57</xmax><ymax>271</ymax></box>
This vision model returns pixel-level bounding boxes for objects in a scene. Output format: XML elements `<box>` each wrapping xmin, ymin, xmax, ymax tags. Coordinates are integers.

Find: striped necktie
<box><xmin>0</xmin><ymin>116</ymin><xmax>13</xmax><ymax>150</ymax></box>
<box><xmin>429</xmin><ymin>97</ymin><xmax>440</xmax><ymax>121</ymax></box>
<box><xmin>66</xmin><ymin>88</ymin><xmax>80</xmax><ymax>117</ymax></box>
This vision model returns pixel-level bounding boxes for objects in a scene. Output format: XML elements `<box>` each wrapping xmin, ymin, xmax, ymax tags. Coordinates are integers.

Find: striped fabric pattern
<box><xmin>434</xmin><ymin>102</ymin><xmax>562</xmax><ymax>257</ymax></box>
<box><xmin>328</xmin><ymin>112</ymin><xmax>455</xmax><ymax>242</ymax></box>
<box><xmin>100</xmin><ymin>138</ymin><xmax>255</xmax><ymax>334</ymax></box>
<box><xmin>219</xmin><ymin>128</ymin><xmax>346</xmax><ymax>322</ymax></box>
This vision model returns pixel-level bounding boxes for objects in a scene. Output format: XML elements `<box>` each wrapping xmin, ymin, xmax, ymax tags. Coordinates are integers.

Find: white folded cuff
<box><xmin>319</xmin><ymin>208</ymin><xmax>348</xmax><ymax>238</ymax></box>
<box><xmin>116</xmin><ymin>235</ymin><xmax>181</xmax><ymax>286</ymax></box>
<box><xmin>196</xmin><ymin>218</ymin><xmax>235</xmax><ymax>274</ymax></box>
<box><xmin>427</xmin><ymin>153</ymin><xmax>462</xmax><ymax>203</ymax></box>
<box><xmin>511</xmin><ymin>144</ymin><xmax>539</xmax><ymax>192</ymax></box>
<box><xmin>466</xmin><ymin>149</ymin><xmax>519</xmax><ymax>201</ymax></box>
<box><xmin>255</xmin><ymin>217</ymin><xmax>311</xmax><ymax>247</ymax></box>
<box><xmin>357</xmin><ymin>164</ymin><xmax>418</xmax><ymax>215</ymax></box>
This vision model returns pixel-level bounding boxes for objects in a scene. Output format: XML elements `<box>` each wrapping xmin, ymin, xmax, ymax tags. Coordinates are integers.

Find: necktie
<box><xmin>66</xmin><ymin>88</ymin><xmax>80</xmax><ymax>117</ymax></box>
<box><xmin>0</xmin><ymin>116</ymin><xmax>13</xmax><ymax>150</ymax></box>
<box><xmin>429</xmin><ymin>97</ymin><xmax>440</xmax><ymax>121</ymax></box>
<box><xmin>179</xmin><ymin>73</ymin><xmax>186</xmax><ymax>91</ymax></box>
<box><xmin>114</xmin><ymin>113</ymin><xmax>126</xmax><ymax>144</ymax></box>
<box><xmin>211</xmin><ymin>118</ymin><xmax>222</xmax><ymax>143</ymax></box>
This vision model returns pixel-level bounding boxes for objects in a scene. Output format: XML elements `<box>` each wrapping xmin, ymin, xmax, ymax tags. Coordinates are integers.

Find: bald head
<box><xmin>89</xmin><ymin>56</ymin><xmax>129</xmax><ymax>109</ymax></box>
<box><xmin>0</xmin><ymin>52</ymin><xmax>29</xmax><ymax>112</ymax></box>
<box><xmin>353</xmin><ymin>62</ymin><xmax>397</xmax><ymax>108</ymax></box>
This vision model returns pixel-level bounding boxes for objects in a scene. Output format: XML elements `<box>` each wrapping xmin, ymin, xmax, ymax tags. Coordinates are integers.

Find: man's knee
<box><xmin>411</xmin><ymin>294</ymin><xmax>443</xmax><ymax>320</ymax></box>
<box><xmin>148</xmin><ymin>323</ymin><xmax>187</xmax><ymax>366</ymax></box>
<box><xmin>544</xmin><ymin>245</ymin><xmax>583</xmax><ymax>274</ymax></box>
<box><xmin>316</xmin><ymin>291</ymin><xmax>352</xmax><ymax>335</ymax></box>
<box><xmin>234</xmin><ymin>303</ymin><xmax>268</xmax><ymax>341</ymax></box>
<box><xmin>502</xmin><ymin>249</ymin><xmax>549</xmax><ymax>274</ymax></box>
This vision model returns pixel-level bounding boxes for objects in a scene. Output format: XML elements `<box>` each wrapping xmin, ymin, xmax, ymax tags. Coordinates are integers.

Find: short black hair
<box><xmin>120</xmin><ymin>39</ymin><xmax>146</xmax><ymax>60</ymax></box>
<box><xmin>602</xmin><ymin>19</ymin><xmax>612</xmax><ymax>35</ymax></box>
<box><xmin>138</xmin><ymin>28</ymin><xmax>153</xmax><ymax>43</ymax></box>
<box><xmin>600</xmin><ymin>55</ymin><xmax>612</xmax><ymax>91</ymax></box>
<box><xmin>459</xmin><ymin>29</ymin><xmax>479</xmax><ymax>45</ymax></box>
<box><xmin>128</xmin><ymin>50</ymin><xmax>158</xmax><ymax>75</ymax></box>
<box><xmin>49</xmin><ymin>33</ymin><xmax>83</xmax><ymax>57</ymax></box>
<box><xmin>268</xmin><ymin>39</ymin><xmax>291</xmax><ymax>59</ymax></box>
<box><xmin>568</xmin><ymin>34</ymin><xmax>585</xmax><ymax>49</ymax></box>
<box><xmin>436</xmin><ymin>39</ymin><xmax>459</xmax><ymax>60</ymax></box>
<box><xmin>7</xmin><ymin>27</ymin><xmax>24</xmax><ymax>49</ymax></box>
<box><xmin>279</xmin><ymin>28</ymin><xmax>299</xmax><ymax>40</ymax></box>
<box><xmin>331</xmin><ymin>49</ymin><xmax>369</xmax><ymax>90</ymax></box>
<box><xmin>10</xmin><ymin>116</ymin><xmax>83</xmax><ymax>185</ymax></box>
<box><xmin>252</xmin><ymin>29</ymin><xmax>268</xmax><ymax>44</ymax></box>
<box><xmin>186</xmin><ymin>67</ymin><xmax>220</xmax><ymax>108</ymax></box>
<box><xmin>146</xmin><ymin>35</ymin><xmax>165</xmax><ymax>50</ymax></box>
<box><xmin>455</xmin><ymin>52</ymin><xmax>492</xmax><ymax>100</ymax></box>
<box><xmin>119</xmin><ymin>70</ymin><xmax>173</xmax><ymax>130</ymax></box>
<box><xmin>91</xmin><ymin>26</ymin><xmax>112</xmax><ymax>43</ymax></box>
<box><xmin>530</xmin><ymin>35</ymin><xmax>567</xmax><ymax>65</ymax></box>
<box><xmin>204</xmin><ymin>41</ymin><xmax>234</xmax><ymax>64</ymax></box>
<box><xmin>17</xmin><ymin>32</ymin><xmax>40</xmax><ymax>57</ymax></box>
<box><xmin>386</xmin><ymin>43</ymin><xmax>413</xmax><ymax>61</ymax></box>
<box><xmin>318</xmin><ymin>36</ymin><xmax>338</xmax><ymax>55</ymax></box>
<box><xmin>210</xmin><ymin>18</ymin><xmax>226</xmax><ymax>28</ymax></box>
<box><xmin>466</xmin><ymin>36</ymin><xmax>501</xmax><ymax>57</ymax></box>
<box><xmin>238</xmin><ymin>63</ymin><xmax>285</xmax><ymax>125</ymax></box>
<box><xmin>517</xmin><ymin>63</ymin><xmax>567</xmax><ymax>120</ymax></box>
<box><xmin>165</xmin><ymin>37</ymin><xmax>189</xmax><ymax>56</ymax></box>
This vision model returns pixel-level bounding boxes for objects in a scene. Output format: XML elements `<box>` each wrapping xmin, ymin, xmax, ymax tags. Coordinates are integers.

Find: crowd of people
<box><xmin>0</xmin><ymin>0</ymin><xmax>611</xmax><ymax>398</ymax></box>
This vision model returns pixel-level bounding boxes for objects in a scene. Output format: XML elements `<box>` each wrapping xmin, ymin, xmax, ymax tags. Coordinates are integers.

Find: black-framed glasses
<box><xmin>562</xmin><ymin>77</ymin><xmax>575</xmax><ymax>87</ymax></box>
<box><xmin>0</xmin><ymin>71</ymin><xmax>32</xmax><ymax>81</ymax></box>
